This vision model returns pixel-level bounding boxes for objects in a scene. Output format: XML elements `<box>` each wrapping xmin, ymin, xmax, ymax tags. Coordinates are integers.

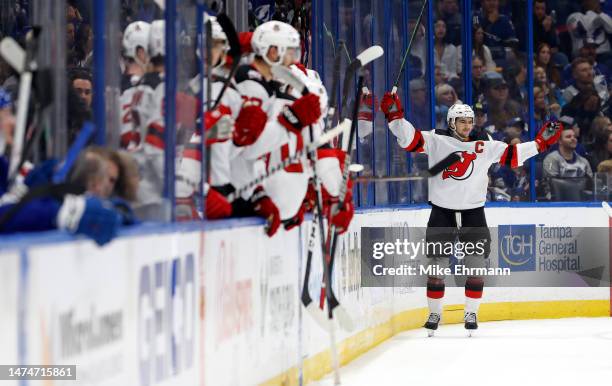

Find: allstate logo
<box><xmin>498</xmin><ymin>225</ymin><xmax>536</xmax><ymax>271</ymax></box>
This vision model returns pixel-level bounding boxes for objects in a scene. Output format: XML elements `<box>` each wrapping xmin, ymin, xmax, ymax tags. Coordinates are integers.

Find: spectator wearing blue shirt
<box><xmin>474</xmin><ymin>0</ymin><xmax>519</xmax><ymax>64</ymax></box>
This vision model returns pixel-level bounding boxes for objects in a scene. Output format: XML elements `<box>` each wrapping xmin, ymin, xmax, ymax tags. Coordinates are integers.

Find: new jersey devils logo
<box><xmin>442</xmin><ymin>151</ymin><xmax>477</xmax><ymax>180</ymax></box>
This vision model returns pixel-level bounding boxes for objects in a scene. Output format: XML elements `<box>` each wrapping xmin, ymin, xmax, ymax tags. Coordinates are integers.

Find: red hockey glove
<box><xmin>238</xmin><ymin>31</ymin><xmax>254</xmax><ymax>54</ymax></box>
<box><xmin>204</xmin><ymin>104</ymin><xmax>233</xmax><ymax>145</ymax></box>
<box><xmin>278</xmin><ymin>93</ymin><xmax>321</xmax><ymax>135</ymax></box>
<box><xmin>535</xmin><ymin>120</ymin><xmax>563</xmax><ymax>152</ymax></box>
<box><xmin>358</xmin><ymin>90</ymin><xmax>379</xmax><ymax>122</ymax></box>
<box><xmin>251</xmin><ymin>188</ymin><xmax>281</xmax><ymax>237</ymax></box>
<box><xmin>205</xmin><ymin>187</ymin><xmax>232</xmax><ymax>219</ymax></box>
<box><xmin>330</xmin><ymin>180</ymin><xmax>354</xmax><ymax>234</ymax></box>
<box><xmin>380</xmin><ymin>91</ymin><xmax>404</xmax><ymax>122</ymax></box>
<box><xmin>233</xmin><ymin>101</ymin><xmax>267</xmax><ymax>146</ymax></box>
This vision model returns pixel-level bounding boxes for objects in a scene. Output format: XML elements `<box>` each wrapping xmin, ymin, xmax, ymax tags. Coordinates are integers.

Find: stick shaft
<box><xmin>393</xmin><ymin>0</ymin><xmax>429</xmax><ymax>88</ymax></box>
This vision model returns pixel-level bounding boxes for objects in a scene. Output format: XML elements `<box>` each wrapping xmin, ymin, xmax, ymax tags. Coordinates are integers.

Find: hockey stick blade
<box><xmin>271</xmin><ymin>65</ymin><xmax>309</xmax><ymax>95</ymax></box>
<box><xmin>0</xmin><ymin>37</ymin><xmax>25</xmax><ymax>74</ymax></box>
<box><xmin>602</xmin><ymin>202</ymin><xmax>612</xmax><ymax>218</ymax></box>
<box><xmin>355</xmin><ymin>45</ymin><xmax>384</xmax><ymax>67</ymax></box>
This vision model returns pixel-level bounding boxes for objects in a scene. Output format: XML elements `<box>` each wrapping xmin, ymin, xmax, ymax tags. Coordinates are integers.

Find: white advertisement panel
<box><xmin>200</xmin><ymin>226</ymin><xmax>300</xmax><ymax>386</ymax></box>
<box><xmin>0</xmin><ymin>250</ymin><xmax>20</xmax><ymax>385</ymax></box>
<box><xmin>25</xmin><ymin>240</ymin><xmax>131</xmax><ymax>386</ymax></box>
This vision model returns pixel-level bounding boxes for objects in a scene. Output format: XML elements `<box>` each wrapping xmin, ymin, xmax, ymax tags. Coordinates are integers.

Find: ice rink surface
<box><xmin>318</xmin><ymin>317</ymin><xmax>612</xmax><ymax>386</ymax></box>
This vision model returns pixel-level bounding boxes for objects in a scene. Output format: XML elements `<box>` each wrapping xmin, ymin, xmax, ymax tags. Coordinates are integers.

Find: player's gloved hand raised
<box><xmin>251</xmin><ymin>187</ymin><xmax>281</xmax><ymax>237</ymax></box>
<box><xmin>278</xmin><ymin>93</ymin><xmax>321</xmax><ymax>135</ymax></box>
<box><xmin>204</xmin><ymin>104</ymin><xmax>233</xmax><ymax>145</ymax></box>
<box><xmin>205</xmin><ymin>187</ymin><xmax>232</xmax><ymax>219</ymax></box>
<box><xmin>56</xmin><ymin>194</ymin><xmax>122</xmax><ymax>246</ymax></box>
<box><xmin>535</xmin><ymin>120</ymin><xmax>563</xmax><ymax>152</ymax></box>
<box><xmin>233</xmin><ymin>100</ymin><xmax>267</xmax><ymax>147</ymax></box>
<box><xmin>380</xmin><ymin>91</ymin><xmax>404</xmax><ymax>122</ymax></box>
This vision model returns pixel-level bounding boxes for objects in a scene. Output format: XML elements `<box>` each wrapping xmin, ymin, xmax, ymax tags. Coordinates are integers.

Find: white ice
<box><xmin>317</xmin><ymin>317</ymin><xmax>612</xmax><ymax>386</ymax></box>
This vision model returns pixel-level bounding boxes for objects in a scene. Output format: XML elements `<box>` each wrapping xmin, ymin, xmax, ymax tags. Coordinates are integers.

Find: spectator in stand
<box><xmin>535</xmin><ymin>42</ymin><xmax>563</xmax><ymax>87</ymax></box>
<box><xmin>503</xmin><ymin>56</ymin><xmax>527</xmax><ymax>106</ymax></box>
<box><xmin>68</xmin><ymin>67</ymin><xmax>93</xmax><ymax>109</ymax></box>
<box><xmin>561</xmin><ymin>86</ymin><xmax>603</xmax><ymax>141</ymax></box>
<box><xmin>408</xmin><ymin>78</ymin><xmax>429</xmax><ymax>130</ymax></box>
<box><xmin>436</xmin><ymin>0</ymin><xmax>462</xmax><ymax>46</ymax></box>
<box><xmin>562</xmin><ymin>57</ymin><xmax>609</xmax><ymax>109</ymax></box>
<box><xmin>482</xmin><ymin>71</ymin><xmax>523</xmax><ymax>133</ymax></box>
<box><xmin>66</xmin><ymin>68</ymin><xmax>93</xmax><ymax>144</ymax></box>
<box><xmin>74</xmin><ymin>23</ymin><xmax>94</xmax><ymax>68</ymax></box>
<box><xmin>472</xmin><ymin>56</ymin><xmax>486</xmax><ymax>101</ymax></box>
<box><xmin>538</xmin><ymin>80</ymin><xmax>563</xmax><ymax>117</ymax></box>
<box><xmin>533</xmin><ymin>0</ymin><xmax>560</xmax><ymax>51</ymax></box>
<box><xmin>546</xmin><ymin>115</ymin><xmax>590</xmax><ymax>157</ymax></box>
<box><xmin>562</xmin><ymin>39</ymin><xmax>611</xmax><ymax>86</ymax></box>
<box><xmin>587</xmin><ymin>128</ymin><xmax>612</xmax><ymax>171</ymax></box>
<box><xmin>473</xmin><ymin>24</ymin><xmax>496</xmax><ymax>71</ymax></box>
<box><xmin>534</xmin><ymin>65</ymin><xmax>566</xmax><ymax>110</ymax></box>
<box><xmin>566</xmin><ymin>0</ymin><xmax>612</xmax><ymax>68</ymax></box>
<box><xmin>543</xmin><ymin>126</ymin><xmax>593</xmax><ymax>178</ymax></box>
<box><xmin>474</xmin><ymin>101</ymin><xmax>495</xmax><ymax>135</ymax></box>
<box><xmin>433</xmin><ymin>19</ymin><xmax>459</xmax><ymax>81</ymax></box>
<box><xmin>475</xmin><ymin>0</ymin><xmax>519</xmax><ymax>64</ymax></box>
<box><xmin>435</xmin><ymin>83</ymin><xmax>461</xmax><ymax>130</ymax></box>
<box><xmin>457</xmin><ymin>24</ymin><xmax>497</xmax><ymax>76</ymax></box>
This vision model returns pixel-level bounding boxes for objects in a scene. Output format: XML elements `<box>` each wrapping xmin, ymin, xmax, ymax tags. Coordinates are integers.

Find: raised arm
<box><xmin>381</xmin><ymin>91</ymin><xmax>427</xmax><ymax>153</ymax></box>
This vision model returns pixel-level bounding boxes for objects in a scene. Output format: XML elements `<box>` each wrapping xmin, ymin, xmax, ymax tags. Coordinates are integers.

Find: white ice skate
<box><xmin>464</xmin><ymin>312</ymin><xmax>478</xmax><ymax>337</ymax></box>
<box><xmin>424</xmin><ymin>313</ymin><xmax>441</xmax><ymax>337</ymax></box>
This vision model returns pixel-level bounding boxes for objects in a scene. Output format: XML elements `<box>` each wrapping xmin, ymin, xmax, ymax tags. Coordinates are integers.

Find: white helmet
<box><xmin>447</xmin><ymin>103</ymin><xmax>474</xmax><ymax>128</ymax></box>
<box><xmin>251</xmin><ymin>21</ymin><xmax>301</xmax><ymax>66</ymax></box>
<box><xmin>122</xmin><ymin>21</ymin><xmax>151</xmax><ymax>59</ymax></box>
<box><xmin>148</xmin><ymin>20</ymin><xmax>165</xmax><ymax>58</ymax></box>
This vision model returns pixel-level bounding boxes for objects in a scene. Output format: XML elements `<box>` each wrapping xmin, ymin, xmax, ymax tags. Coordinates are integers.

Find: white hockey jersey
<box><xmin>389</xmin><ymin>118</ymin><xmax>539</xmax><ymax>210</ymax></box>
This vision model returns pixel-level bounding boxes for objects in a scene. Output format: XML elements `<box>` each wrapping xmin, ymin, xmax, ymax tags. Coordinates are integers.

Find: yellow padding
<box><xmin>260</xmin><ymin>299</ymin><xmax>610</xmax><ymax>386</ymax></box>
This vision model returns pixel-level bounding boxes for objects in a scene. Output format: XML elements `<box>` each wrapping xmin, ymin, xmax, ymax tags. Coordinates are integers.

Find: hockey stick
<box><xmin>340</xmin><ymin>45</ymin><xmax>384</xmax><ymax>118</ymax></box>
<box><xmin>318</xmin><ymin>75</ymin><xmax>364</xmax><ymax>333</ymax></box>
<box><xmin>226</xmin><ymin>119</ymin><xmax>351</xmax><ymax>202</ymax></box>
<box><xmin>211</xmin><ymin>13</ymin><xmax>242</xmax><ymax>110</ymax></box>
<box><xmin>391</xmin><ymin>0</ymin><xmax>428</xmax><ymax>93</ymax></box>
<box><xmin>6</xmin><ymin>28</ymin><xmax>41</xmax><ymax>183</ymax></box>
<box><xmin>353</xmin><ymin>153</ymin><xmax>461</xmax><ymax>182</ymax></box>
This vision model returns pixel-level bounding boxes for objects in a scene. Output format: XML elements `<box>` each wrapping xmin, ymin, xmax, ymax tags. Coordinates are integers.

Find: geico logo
<box><xmin>138</xmin><ymin>254</ymin><xmax>195</xmax><ymax>386</ymax></box>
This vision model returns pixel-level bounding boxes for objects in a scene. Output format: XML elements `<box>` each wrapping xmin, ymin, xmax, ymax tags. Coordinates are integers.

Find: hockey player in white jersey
<box><xmin>119</xmin><ymin>20</ymin><xmax>150</xmax><ymax>149</ymax></box>
<box><xmin>174</xmin><ymin>15</ymin><xmax>243</xmax><ymax>220</ymax></box>
<box><xmin>227</xmin><ymin>20</ymin><xmax>322</xmax><ymax>235</ymax></box>
<box><xmin>381</xmin><ymin>91</ymin><xmax>562</xmax><ymax>335</ymax></box>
